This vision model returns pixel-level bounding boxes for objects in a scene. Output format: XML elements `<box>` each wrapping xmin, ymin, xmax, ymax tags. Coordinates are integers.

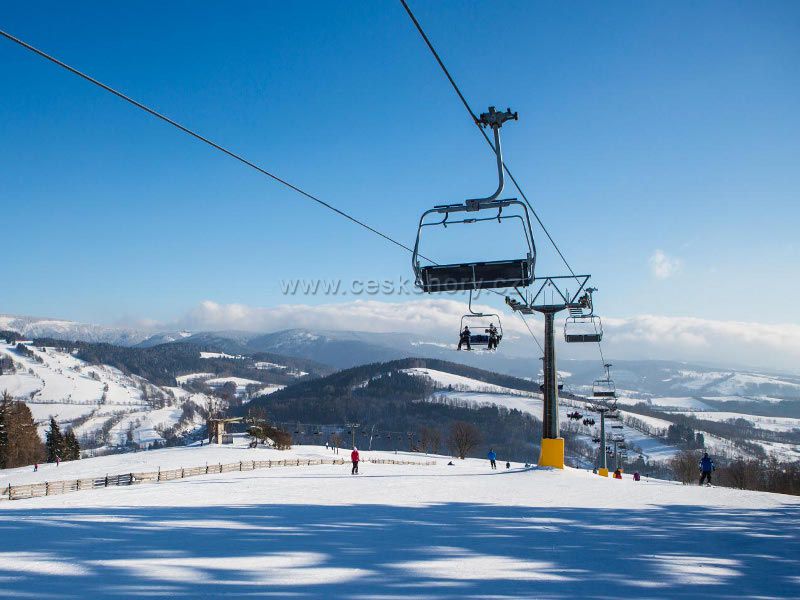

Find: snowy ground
<box><xmin>0</xmin><ymin>443</ymin><xmax>797</xmax><ymax>599</ymax></box>
<box><xmin>673</xmin><ymin>411</ymin><xmax>800</xmax><ymax>433</ymax></box>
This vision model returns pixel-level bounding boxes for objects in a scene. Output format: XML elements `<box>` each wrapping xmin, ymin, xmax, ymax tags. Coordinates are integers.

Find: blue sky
<box><xmin>1</xmin><ymin>1</ymin><xmax>798</xmax><ymax>336</ymax></box>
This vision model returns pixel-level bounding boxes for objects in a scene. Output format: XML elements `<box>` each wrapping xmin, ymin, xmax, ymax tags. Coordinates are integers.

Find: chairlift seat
<box><xmin>419</xmin><ymin>259</ymin><xmax>533</xmax><ymax>293</ymax></box>
<box><xmin>565</xmin><ymin>333</ymin><xmax>603</xmax><ymax>343</ymax></box>
<box><xmin>564</xmin><ymin>315</ymin><xmax>603</xmax><ymax>344</ymax></box>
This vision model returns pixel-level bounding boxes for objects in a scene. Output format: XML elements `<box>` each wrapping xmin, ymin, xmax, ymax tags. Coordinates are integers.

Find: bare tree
<box><xmin>329</xmin><ymin>433</ymin><xmax>343</xmax><ymax>454</ymax></box>
<box><xmin>669</xmin><ymin>449</ymin><xmax>700</xmax><ymax>484</ymax></box>
<box><xmin>419</xmin><ymin>426</ymin><xmax>441</xmax><ymax>454</ymax></box>
<box><xmin>718</xmin><ymin>458</ymin><xmax>761</xmax><ymax>490</ymax></box>
<box><xmin>448</xmin><ymin>421</ymin><xmax>481</xmax><ymax>459</ymax></box>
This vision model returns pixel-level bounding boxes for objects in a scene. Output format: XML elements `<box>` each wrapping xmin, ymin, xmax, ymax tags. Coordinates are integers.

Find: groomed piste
<box><xmin>1</xmin><ymin>438</ymin><xmax>798</xmax><ymax>599</ymax></box>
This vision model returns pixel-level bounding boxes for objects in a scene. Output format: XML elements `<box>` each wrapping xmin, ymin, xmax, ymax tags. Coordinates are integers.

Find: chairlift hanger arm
<box><xmin>467</xmin><ymin>107</ymin><xmax>518</xmax><ymax>205</ymax></box>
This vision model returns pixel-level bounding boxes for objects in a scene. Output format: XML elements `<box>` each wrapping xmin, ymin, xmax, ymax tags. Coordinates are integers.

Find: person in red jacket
<box><xmin>351</xmin><ymin>447</ymin><xmax>360</xmax><ymax>475</ymax></box>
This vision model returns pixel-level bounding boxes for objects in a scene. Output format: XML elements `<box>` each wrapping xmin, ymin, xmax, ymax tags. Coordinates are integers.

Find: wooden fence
<box><xmin>2</xmin><ymin>457</ymin><xmax>437</xmax><ymax>501</ymax></box>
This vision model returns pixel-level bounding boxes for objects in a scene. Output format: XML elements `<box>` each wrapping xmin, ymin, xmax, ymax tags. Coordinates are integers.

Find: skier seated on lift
<box><xmin>578</xmin><ymin>292</ymin><xmax>591</xmax><ymax>309</ymax></box>
<box><xmin>457</xmin><ymin>326</ymin><xmax>472</xmax><ymax>351</ymax></box>
<box><xmin>487</xmin><ymin>323</ymin><xmax>500</xmax><ymax>351</ymax></box>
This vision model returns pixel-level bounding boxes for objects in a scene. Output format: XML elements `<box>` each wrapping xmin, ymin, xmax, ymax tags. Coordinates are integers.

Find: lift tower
<box><xmin>506</xmin><ymin>276</ymin><xmax>595</xmax><ymax>468</ymax></box>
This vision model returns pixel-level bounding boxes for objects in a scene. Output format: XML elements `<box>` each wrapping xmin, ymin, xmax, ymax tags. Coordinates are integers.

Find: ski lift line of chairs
<box><xmin>564</xmin><ymin>288</ymin><xmax>603</xmax><ymax>344</ymax></box>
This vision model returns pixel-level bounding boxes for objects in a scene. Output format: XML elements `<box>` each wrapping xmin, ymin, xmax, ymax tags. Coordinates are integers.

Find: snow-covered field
<box><xmin>1</xmin><ymin>442</ymin><xmax>798</xmax><ymax>599</ymax></box>
<box><xmin>404</xmin><ymin>367</ymin><xmax>529</xmax><ymax>396</ymax></box>
<box><xmin>616</xmin><ymin>394</ymin><xmax>717</xmax><ymax>411</ymax></box>
<box><xmin>0</xmin><ymin>342</ymin><xmax>209</xmax><ymax>447</ymax></box>
<box><xmin>673</xmin><ymin>411</ymin><xmax>800</xmax><ymax>433</ymax></box>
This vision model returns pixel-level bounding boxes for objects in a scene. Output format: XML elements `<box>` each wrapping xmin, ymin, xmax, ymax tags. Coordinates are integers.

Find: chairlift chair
<box><xmin>564</xmin><ymin>288</ymin><xmax>603</xmax><ymax>343</ymax></box>
<box><xmin>592</xmin><ymin>363</ymin><xmax>617</xmax><ymax>398</ymax></box>
<box><xmin>412</xmin><ymin>107</ymin><xmax>536</xmax><ymax>293</ymax></box>
<box><xmin>459</xmin><ymin>291</ymin><xmax>503</xmax><ymax>349</ymax></box>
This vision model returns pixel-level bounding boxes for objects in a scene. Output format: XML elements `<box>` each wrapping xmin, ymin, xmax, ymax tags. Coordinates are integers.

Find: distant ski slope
<box><xmin>0</xmin><ymin>341</ymin><xmax>208</xmax><ymax>447</ymax></box>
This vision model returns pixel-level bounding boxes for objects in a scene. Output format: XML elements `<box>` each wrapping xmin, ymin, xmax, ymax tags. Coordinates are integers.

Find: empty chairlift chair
<box><xmin>564</xmin><ymin>288</ymin><xmax>603</xmax><ymax>343</ymax></box>
<box><xmin>412</xmin><ymin>107</ymin><xmax>536</xmax><ymax>293</ymax></box>
<box><xmin>592</xmin><ymin>363</ymin><xmax>617</xmax><ymax>399</ymax></box>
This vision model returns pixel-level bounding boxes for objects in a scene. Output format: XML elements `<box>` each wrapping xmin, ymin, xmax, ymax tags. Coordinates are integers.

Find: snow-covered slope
<box><xmin>0</xmin><ymin>441</ymin><xmax>797</xmax><ymax>599</ymax></box>
<box><xmin>0</xmin><ymin>341</ymin><xmax>209</xmax><ymax>448</ymax></box>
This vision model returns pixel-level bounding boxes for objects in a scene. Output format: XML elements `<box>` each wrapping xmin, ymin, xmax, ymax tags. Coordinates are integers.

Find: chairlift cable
<box><xmin>516</xmin><ymin>312</ymin><xmax>544</xmax><ymax>354</ymax></box>
<box><xmin>0</xmin><ymin>28</ymin><xmax>426</xmax><ymax>260</ymax></box>
<box><xmin>399</xmin><ymin>0</ymin><xmax>581</xmax><ymax>283</ymax></box>
<box><xmin>1</xmin><ymin>25</ymin><xmax>543</xmax><ymax>352</ymax></box>
<box><xmin>399</xmin><ymin>0</ymin><xmax>606</xmax><ymax>365</ymax></box>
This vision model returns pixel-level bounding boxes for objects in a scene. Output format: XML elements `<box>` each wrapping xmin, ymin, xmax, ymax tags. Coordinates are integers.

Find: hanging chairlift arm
<box><xmin>467</xmin><ymin>107</ymin><xmax>518</xmax><ymax>206</ymax></box>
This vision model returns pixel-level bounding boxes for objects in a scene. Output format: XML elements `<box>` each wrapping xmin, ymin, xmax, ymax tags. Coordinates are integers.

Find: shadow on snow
<box><xmin>0</xmin><ymin>500</ymin><xmax>798</xmax><ymax>599</ymax></box>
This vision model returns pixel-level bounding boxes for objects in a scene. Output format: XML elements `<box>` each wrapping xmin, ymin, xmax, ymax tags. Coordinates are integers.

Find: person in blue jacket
<box><xmin>699</xmin><ymin>452</ymin><xmax>715</xmax><ymax>486</ymax></box>
<box><xmin>487</xmin><ymin>448</ymin><xmax>497</xmax><ymax>470</ymax></box>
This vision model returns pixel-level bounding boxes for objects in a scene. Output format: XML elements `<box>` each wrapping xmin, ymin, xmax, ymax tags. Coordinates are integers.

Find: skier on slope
<box><xmin>487</xmin><ymin>448</ymin><xmax>497</xmax><ymax>470</ymax></box>
<box><xmin>351</xmin><ymin>447</ymin><xmax>360</xmax><ymax>475</ymax></box>
<box><xmin>699</xmin><ymin>452</ymin><xmax>715</xmax><ymax>486</ymax></box>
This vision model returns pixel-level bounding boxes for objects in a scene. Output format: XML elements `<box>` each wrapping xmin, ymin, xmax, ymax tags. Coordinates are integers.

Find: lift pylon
<box><xmin>506</xmin><ymin>275</ymin><xmax>594</xmax><ymax>469</ymax></box>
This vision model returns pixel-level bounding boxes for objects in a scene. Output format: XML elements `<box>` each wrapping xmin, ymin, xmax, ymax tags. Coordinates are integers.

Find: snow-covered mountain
<box><xmin>0</xmin><ymin>314</ymin><xmax>153</xmax><ymax>346</ymax></box>
<box><xmin>190</xmin><ymin>328</ymin><xmax>800</xmax><ymax>404</ymax></box>
<box><xmin>4</xmin><ymin>313</ymin><xmax>799</xmax><ymax>407</ymax></box>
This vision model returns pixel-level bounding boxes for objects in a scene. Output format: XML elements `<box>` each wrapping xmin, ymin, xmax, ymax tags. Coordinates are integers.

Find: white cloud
<box><xmin>649</xmin><ymin>250</ymin><xmax>682</xmax><ymax>279</ymax></box>
<box><xmin>179</xmin><ymin>298</ymin><xmax>536</xmax><ymax>340</ymax></box>
<box><xmin>170</xmin><ymin>300</ymin><xmax>800</xmax><ymax>373</ymax></box>
<box><xmin>599</xmin><ymin>315</ymin><xmax>800</xmax><ymax>372</ymax></box>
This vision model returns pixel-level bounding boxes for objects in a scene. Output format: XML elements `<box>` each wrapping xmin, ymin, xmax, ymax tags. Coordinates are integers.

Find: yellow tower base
<box><xmin>538</xmin><ymin>438</ymin><xmax>565</xmax><ymax>469</ymax></box>
<box><xmin>598</xmin><ymin>468</ymin><xmax>609</xmax><ymax>477</ymax></box>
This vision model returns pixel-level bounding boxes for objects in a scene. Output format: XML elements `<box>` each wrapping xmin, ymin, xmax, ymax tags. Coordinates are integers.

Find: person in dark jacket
<box><xmin>458</xmin><ymin>326</ymin><xmax>472</xmax><ymax>351</ymax></box>
<box><xmin>351</xmin><ymin>447</ymin><xmax>360</xmax><ymax>475</ymax></box>
<box><xmin>487</xmin><ymin>324</ymin><xmax>500</xmax><ymax>351</ymax></box>
<box><xmin>699</xmin><ymin>453</ymin><xmax>715</xmax><ymax>485</ymax></box>
<box><xmin>487</xmin><ymin>449</ymin><xmax>497</xmax><ymax>469</ymax></box>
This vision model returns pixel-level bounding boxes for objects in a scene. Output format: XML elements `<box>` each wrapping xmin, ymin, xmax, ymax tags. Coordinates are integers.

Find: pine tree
<box><xmin>45</xmin><ymin>417</ymin><xmax>64</xmax><ymax>462</ymax></box>
<box><xmin>64</xmin><ymin>429</ymin><xmax>81</xmax><ymax>461</ymax></box>
<box><xmin>5</xmin><ymin>401</ymin><xmax>44</xmax><ymax>468</ymax></box>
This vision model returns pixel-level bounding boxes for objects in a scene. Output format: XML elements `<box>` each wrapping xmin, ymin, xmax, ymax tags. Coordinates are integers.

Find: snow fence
<box><xmin>3</xmin><ymin>457</ymin><xmax>437</xmax><ymax>501</ymax></box>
